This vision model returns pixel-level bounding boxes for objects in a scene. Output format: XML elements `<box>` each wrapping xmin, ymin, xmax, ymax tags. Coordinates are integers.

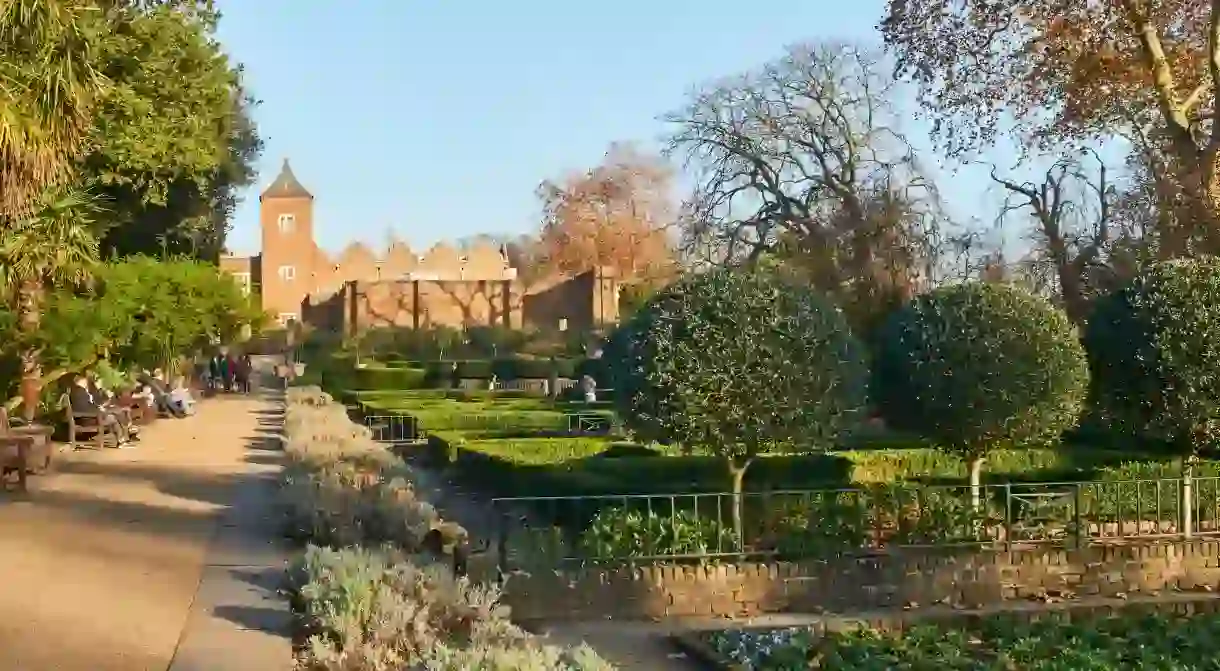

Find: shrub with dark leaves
<box><xmin>1085</xmin><ymin>257</ymin><xmax>1220</xmax><ymax>456</ymax></box>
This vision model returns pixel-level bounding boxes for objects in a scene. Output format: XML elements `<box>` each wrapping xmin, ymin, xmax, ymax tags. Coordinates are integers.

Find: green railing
<box><xmin>490</xmin><ymin>477</ymin><xmax>1220</xmax><ymax>569</ymax></box>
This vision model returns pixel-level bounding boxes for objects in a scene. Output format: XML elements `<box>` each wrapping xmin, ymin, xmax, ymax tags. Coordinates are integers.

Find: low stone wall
<box><xmin>501</xmin><ymin>541</ymin><xmax>1220</xmax><ymax>621</ymax></box>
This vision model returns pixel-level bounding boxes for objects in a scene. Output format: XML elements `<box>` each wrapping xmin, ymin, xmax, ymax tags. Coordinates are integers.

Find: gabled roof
<box><xmin>260</xmin><ymin>159</ymin><xmax>313</xmax><ymax>201</ymax></box>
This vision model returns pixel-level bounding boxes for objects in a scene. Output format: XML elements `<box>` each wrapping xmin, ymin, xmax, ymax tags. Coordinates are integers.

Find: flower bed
<box><xmin>279</xmin><ymin>385</ymin><xmax>615</xmax><ymax>670</ymax></box>
<box><xmin>686</xmin><ymin>610</ymin><xmax>1220</xmax><ymax>670</ymax></box>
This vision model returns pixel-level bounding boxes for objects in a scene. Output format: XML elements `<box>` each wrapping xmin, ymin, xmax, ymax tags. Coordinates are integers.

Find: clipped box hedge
<box><xmin>410</xmin><ymin>408</ymin><xmax>616</xmax><ymax>434</ymax></box>
<box><xmin>418</xmin><ymin>357</ymin><xmax>590</xmax><ymax>382</ymax></box>
<box><xmin>426</xmin><ymin>427</ymin><xmax>1186</xmax><ymax>498</ymax></box>
<box><xmin>426</xmin><ymin>430</ymin><xmax>860</xmax><ymax>499</ymax></box>
<box><xmin>353</xmin><ymin>364</ymin><xmax>427</xmax><ymax>391</ymax></box>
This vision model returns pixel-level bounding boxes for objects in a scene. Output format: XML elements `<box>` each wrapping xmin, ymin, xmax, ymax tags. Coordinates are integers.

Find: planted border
<box><xmin>676</xmin><ymin>599</ymin><xmax>1220</xmax><ymax>670</ymax></box>
<box><xmin>278</xmin><ymin>386</ymin><xmax>616</xmax><ymax>670</ymax></box>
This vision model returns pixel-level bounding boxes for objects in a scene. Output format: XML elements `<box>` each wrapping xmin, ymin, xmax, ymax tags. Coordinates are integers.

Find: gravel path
<box><xmin>0</xmin><ymin>393</ymin><xmax>290</xmax><ymax>671</ymax></box>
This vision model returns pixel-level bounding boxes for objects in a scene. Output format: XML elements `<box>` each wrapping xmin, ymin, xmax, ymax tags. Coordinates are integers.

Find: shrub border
<box><xmin>666</xmin><ymin>594</ymin><xmax>1220</xmax><ymax>671</ymax></box>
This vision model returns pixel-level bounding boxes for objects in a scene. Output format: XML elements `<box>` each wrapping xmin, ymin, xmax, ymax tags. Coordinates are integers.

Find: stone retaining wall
<box><xmin>501</xmin><ymin>541</ymin><xmax>1220</xmax><ymax>620</ymax></box>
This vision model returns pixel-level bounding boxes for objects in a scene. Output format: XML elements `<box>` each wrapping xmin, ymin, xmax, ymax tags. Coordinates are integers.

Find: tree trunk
<box><xmin>727</xmin><ymin>457</ymin><xmax>754</xmax><ymax>554</ymax></box>
<box><xmin>17</xmin><ymin>279</ymin><xmax>43</xmax><ymax>423</ymax></box>
<box><xmin>1203</xmin><ymin>154</ymin><xmax>1220</xmax><ymax>255</ymax></box>
<box><xmin>4</xmin><ymin>360</ymin><xmax>96</xmax><ymax>412</ymax></box>
<box><xmin>968</xmin><ymin>455</ymin><xmax>986</xmax><ymax>511</ymax></box>
<box><xmin>1054</xmin><ymin>257</ymin><xmax>1089</xmax><ymax>326</ymax></box>
<box><xmin>1182</xmin><ymin>455</ymin><xmax>1196</xmax><ymax>538</ymax></box>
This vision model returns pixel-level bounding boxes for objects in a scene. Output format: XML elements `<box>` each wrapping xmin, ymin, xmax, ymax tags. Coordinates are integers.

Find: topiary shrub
<box><xmin>873</xmin><ymin>282</ymin><xmax>1088</xmax><ymax>507</ymax></box>
<box><xmin>1084</xmin><ymin>257</ymin><xmax>1220</xmax><ymax>533</ymax></box>
<box><xmin>604</xmin><ymin>266</ymin><xmax>869</xmax><ymax>540</ymax></box>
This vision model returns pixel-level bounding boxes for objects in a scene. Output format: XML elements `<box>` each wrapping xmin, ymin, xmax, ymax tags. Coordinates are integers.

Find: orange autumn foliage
<box><xmin>535</xmin><ymin>143</ymin><xmax>676</xmax><ymax>282</ymax></box>
<box><xmin>882</xmin><ymin>0</ymin><xmax>1220</xmax><ymax>255</ymax></box>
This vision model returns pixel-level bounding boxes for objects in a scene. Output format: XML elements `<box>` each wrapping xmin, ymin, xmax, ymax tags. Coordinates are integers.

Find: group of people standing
<box><xmin>203</xmin><ymin>351</ymin><xmax>253</xmax><ymax>393</ymax></box>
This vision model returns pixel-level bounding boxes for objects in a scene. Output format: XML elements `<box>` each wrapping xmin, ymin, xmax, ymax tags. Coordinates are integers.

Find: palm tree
<box><xmin>0</xmin><ymin>0</ymin><xmax>107</xmax><ymax>218</ymax></box>
<box><xmin>0</xmin><ymin>189</ymin><xmax>102</xmax><ymax>420</ymax></box>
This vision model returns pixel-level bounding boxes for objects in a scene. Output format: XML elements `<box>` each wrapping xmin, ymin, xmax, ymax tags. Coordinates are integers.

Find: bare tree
<box><xmin>988</xmin><ymin>149</ymin><xmax>1115</xmax><ymax>324</ymax></box>
<box><xmin>882</xmin><ymin>0</ymin><xmax>1220</xmax><ymax>257</ymax></box>
<box><xmin>663</xmin><ymin>42</ymin><xmax>948</xmax><ymax>336</ymax></box>
<box><xmin>1106</xmin><ymin>140</ymin><xmax>1202</xmax><ymax>274</ymax></box>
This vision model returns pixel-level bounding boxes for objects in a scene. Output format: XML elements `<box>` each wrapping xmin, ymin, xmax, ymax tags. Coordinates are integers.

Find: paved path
<box><xmin>0</xmin><ymin>393</ymin><xmax>292</xmax><ymax>671</ymax></box>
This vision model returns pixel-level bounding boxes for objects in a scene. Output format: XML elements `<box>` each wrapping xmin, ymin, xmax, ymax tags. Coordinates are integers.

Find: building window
<box><xmin>233</xmin><ymin>272</ymin><xmax>251</xmax><ymax>296</ymax></box>
<box><xmin>278</xmin><ymin>213</ymin><xmax>295</xmax><ymax>233</ymax></box>
<box><xmin>279</xmin><ymin>265</ymin><xmax>295</xmax><ymax>281</ymax></box>
<box><xmin>278</xmin><ymin>313</ymin><xmax>297</xmax><ymax>326</ymax></box>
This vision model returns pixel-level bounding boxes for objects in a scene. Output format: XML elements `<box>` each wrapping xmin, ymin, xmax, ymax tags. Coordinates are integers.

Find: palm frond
<box><xmin>0</xmin><ymin>186</ymin><xmax>103</xmax><ymax>298</ymax></box>
<box><xmin>0</xmin><ymin>0</ymin><xmax>108</xmax><ymax>217</ymax></box>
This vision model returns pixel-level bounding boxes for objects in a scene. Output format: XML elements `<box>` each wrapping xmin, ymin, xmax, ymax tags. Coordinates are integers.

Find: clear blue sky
<box><xmin>215</xmin><ymin>0</ymin><xmax>997</xmax><ymax>257</ymax></box>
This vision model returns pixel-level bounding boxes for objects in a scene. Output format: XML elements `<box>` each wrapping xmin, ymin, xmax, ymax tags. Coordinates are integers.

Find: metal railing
<box><xmin>362</xmin><ymin>413</ymin><xmax>418</xmax><ymax>443</ymax></box>
<box><xmin>566</xmin><ymin>413</ymin><xmax>614</xmax><ymax>434</ymax></box>
<box><xmin>406</xmin><ymin>410</ymin><xmax>615</xmax><ymax>435</ymax></box>
<box><xmin>488</xmin><ymin>477</ymin><xmax>1220</xmax><ymax>569</ymax></box>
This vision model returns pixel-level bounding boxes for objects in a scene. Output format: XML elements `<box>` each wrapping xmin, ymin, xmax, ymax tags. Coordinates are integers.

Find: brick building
<box><xmin>221</xmin><ymin>159</ymin><xmax>620</xmax><ymax>335</ymax></box>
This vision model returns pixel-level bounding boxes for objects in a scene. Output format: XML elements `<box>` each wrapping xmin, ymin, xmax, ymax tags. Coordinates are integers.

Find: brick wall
<box><xmin>498</xmin><ymin>541</ymin><xmax>1220</xmax><ymax>621</ymax></box>
<box><xmin>322</xmin><ymin>267</ymin><xmax>621</xmax><ymax>333</ymax></box>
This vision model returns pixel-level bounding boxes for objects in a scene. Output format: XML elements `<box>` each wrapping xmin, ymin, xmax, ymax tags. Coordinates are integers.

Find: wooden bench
<box><xmin>0</xmin><ymin>407</ymin><xmax>54</xmax><ymax>493</ymax></box>
<box><xmin>118</xmin><ymin>390</ymin><xmax>165</xmax><ymax>424</ymax></box>
<box><xmin>61</xmin><ymin>395</ymin><xmax>121</xmax><ymax>450</ymax></box>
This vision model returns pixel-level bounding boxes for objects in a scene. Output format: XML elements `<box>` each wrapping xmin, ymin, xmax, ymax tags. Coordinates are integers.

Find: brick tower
<box><xmin>259</xmin><ymin>159</ymin><xmax>315</xmax><ymax>324</ymax></box>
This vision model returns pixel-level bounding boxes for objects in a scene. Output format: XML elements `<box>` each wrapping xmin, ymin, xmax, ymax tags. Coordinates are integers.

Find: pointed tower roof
<box><xmin>260</xmin><ymin>159</ymin><xmax>313</xmax><ymax>201</ymax></box>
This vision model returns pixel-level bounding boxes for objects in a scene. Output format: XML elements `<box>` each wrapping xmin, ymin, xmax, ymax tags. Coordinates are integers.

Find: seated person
<box><xmin>129</xmin><ymin>384</ymin><xmax>158</xmax><ymax>422</ymax></box>
<box><xmin>138</xmin><ymin>369</ymin><xmax>183</xmax><ymax>418</ymax></box>
<box><xmin>68</xmin><ymin>374</ymin><xmax>133</xmax><ymax>448</ymax></box>
<box><xmin>134</xmin><ymin>383</ymin><xmax>155</xmax><ymax>407</ymax></box>
<box><xmin>86</xmin><ymin>370</ymin><xmax>141</xmax><ymax>441</ymax></box>
<box><xmin>168</xmin><ymin>377</ymin><xmax>196</xmax><ymax>416</ymax></box>
<box><xmin>112</xmin><ymin>383</ymin><xmax>152</xmax><ymax>424</ymax></box>
<box><xmin>85</xmin><ymin>371</ymin><xmax>108</xmax><ymax>403</ymax></box>
<box><xmin>579</xmin><ymin>374</ymin><xmax>597</xmax><ymax>402</ymax></box>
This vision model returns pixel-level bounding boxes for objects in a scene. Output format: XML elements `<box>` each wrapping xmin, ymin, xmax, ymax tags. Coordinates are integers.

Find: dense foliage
<box><xmin>606</xmin><ymin>267</ymin><xmax>869</xmax><ymax>461</ymax></box>
<box><xmin>81</xmin><ymin>3</ymin><xmax>262</xmax><ymax>259</ymax></box>
<box><xmin>873</xmin><ymin>282</ymin><xmax>1088</xmax><ymax>455</ymax></box>
<box><xmin>702</xmin><ymin>611</ymin><xmax>1220</xmax><ymax>670</ymax></box>
<box><xmin>280</xmin><ymin>386</ymin><xmax>613</xmax><ymax>670</ymax></box>
<box><xmin>0</xmin><ymin>0</ymin><xmax>108</xmax><ymax>218</ymax></box>
<box><xmin>0</xmin><ymin>256</ymin><xmax>263</xmax><ymax>408</ymax></box>
<box><xmin>98</xmin><ymin>256</ymin><xmax>263</xmax><ymax>365</ymax></box>
<box><xmin>1085</xmin><ymin>257</ymin><xmax>1220</xmax><ymax>455</ymax></box>
<box><xmin>603</xmin><ymin>267</ymin><xmax>869</xmax><ymax>540</ymax></box>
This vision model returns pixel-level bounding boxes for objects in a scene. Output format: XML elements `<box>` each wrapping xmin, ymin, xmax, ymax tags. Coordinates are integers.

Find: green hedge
<box><xmin>839</xmin><ymin>446</ymin><xmax>1140</xmax><ymax>484</ymax></box>
<box><xmin>361</xmin><ymin>395</ymin><xmax>559</xmax><ymax>414</ymax></box>
<box><xmin>426</xmin><ymin>426</ymin><xmax>1180</xmax><ymax>498</ymax></box>
<box><xmin>409</xmin><ymin>408</ymin><xmax>615</xmax><ymax>433</ymax></box>
<box><xmin>350</xmin><ymin>357</ymin><xmax>604</xmax><ymax>389</ymax></box>
<box><xmin>573</xmin><ymin>357</ymin><xmax>609</xmax><ymax>383</ymax></box>
<box><xmin>353</xmin><ymin>365</ymin><xmax>426</xmax><ymax>391</ymax></box>
<box><xmin>416</xmin><ymin>357</ymin><xmax>590</xmax><ymax>383</ymax></box>
<box><xmin>359</xmin><ymin>388</ymin><xmax>549</xmax><ymax>402</ymax></box>
<box><xmin>428</xmin><ymin>430</ymin><xmax>859</xmax><ymax>498</ymax></box>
